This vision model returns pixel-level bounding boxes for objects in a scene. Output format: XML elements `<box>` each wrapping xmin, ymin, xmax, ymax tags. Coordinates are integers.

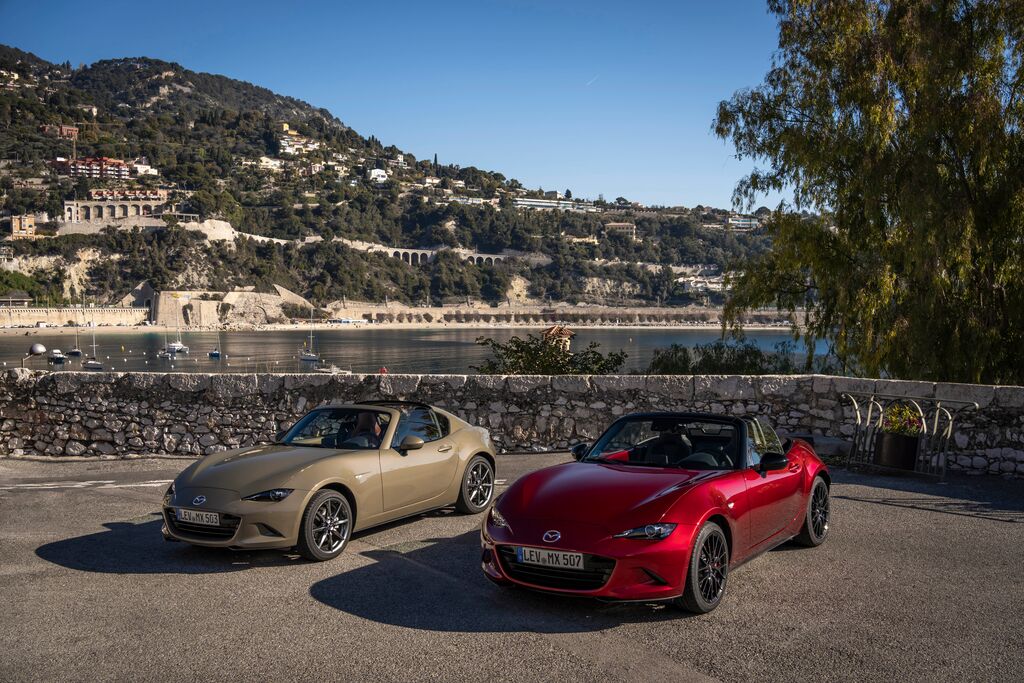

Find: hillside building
<box><xmin>604</xmin><ymin>222</ymin><xmax>637</xmax><ymax>241</ymax></box>
<box><xmin>8</xmin><ymin>215</ymin><xmax>38</xmax><ymax>240</ymax></box>
<box><xmin>278</xmin><ymin>123</ymin><xmax>321</xmax><ymax>155</ymax></box>
<box><xmin>52</xmin><ymin>156</ymin><xmax>131</xmax><ymax>180</ymax></box>
<box><xmin>541</xmin><ymin>324</ymin><xmax>575</xmax><ymax>352</ymax></box>
<box><xmin>63</xmin><ymin>188</ymin><xmax>169</xmax><ymax>223</ymax></box>
<box><xmin>39</xmin><ymin>124</ymin><xmax>79</xmax><ymax>140</ymax></box>
<box><xmin>726</xmin><ymin>213</ymin><xmax>761</xmax><ymax>230</ymax></box>
<box><xmin>512</xmin><ymin>197</ymin><xmax>598</xmax><ymax>213</ymax></box>
<box><xmin>367</xmin><ymin>168</ymin><xmax>389</xmax><ymax>184</ymax></box>
<box><xmin>0</xmin><ymin>289</ymin><xmax>32</xmax><ymax>307</ymax></box>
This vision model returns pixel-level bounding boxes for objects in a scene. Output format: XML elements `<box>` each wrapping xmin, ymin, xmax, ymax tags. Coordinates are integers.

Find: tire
<box><xmin>456</xmin><ymin>455</ymin><xmax>495</xmax><ymax>514</ymax></box>
<box><xmin>676</xmin><ymin>521</ymin><xmax>729</xmax><ymax>614</ymax></box>
<box><xmin>296</xmin><ymin>489</ymin><xmax>352</xmax><ymax>561</ymax></box>
<box><xmin>795</xmin><ymin>476</ymin><xmax>830</xmax><ymax>547</ymax></box>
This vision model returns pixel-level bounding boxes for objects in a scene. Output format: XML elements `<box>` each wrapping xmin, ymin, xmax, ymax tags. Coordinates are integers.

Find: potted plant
<box><xmin>874</xmin><ymin>403</ymin><xmax>924</xmax><ymax>471</ymax></box>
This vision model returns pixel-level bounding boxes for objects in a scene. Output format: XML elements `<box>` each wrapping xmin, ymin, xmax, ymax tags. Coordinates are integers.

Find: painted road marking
<box><xmin>0</xmin><ymin>479</ymin><xmax>172</xmax><ymax>492</ymax></box>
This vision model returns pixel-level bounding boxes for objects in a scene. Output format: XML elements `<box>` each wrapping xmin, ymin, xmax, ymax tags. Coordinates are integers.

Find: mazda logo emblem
<box><xmin>542</xmin><ymin>530</ymin><xmax>561</xmax><ymax>543</ymax></box>
<box><xmin>192</xmin><ymin>495</ymin><xmax>206</xmax><ymax>506</ymax></box>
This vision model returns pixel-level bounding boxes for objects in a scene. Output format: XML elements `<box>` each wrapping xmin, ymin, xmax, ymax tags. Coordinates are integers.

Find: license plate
<box><xmin>176</xmin><ymin>508</ymin><xmax>220</xmax><ymax>526</ymax></box>
<box><xmin>516</xmin><ymin>546</ymin><xmax>585</xmax><ymax>570</ymax></box>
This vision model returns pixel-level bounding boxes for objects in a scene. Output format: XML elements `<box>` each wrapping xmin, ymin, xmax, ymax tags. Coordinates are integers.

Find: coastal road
<box><xmin>1</xmin><ymin>456</ymin><xmax>1022</xmax><ymax>682</ymax></box>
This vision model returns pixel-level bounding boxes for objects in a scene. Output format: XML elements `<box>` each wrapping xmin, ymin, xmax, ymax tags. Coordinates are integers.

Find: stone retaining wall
<box><xmin>1</xmin><ymin>371</ymin><xmax>1021</xmax><ymax>477</ymax></box>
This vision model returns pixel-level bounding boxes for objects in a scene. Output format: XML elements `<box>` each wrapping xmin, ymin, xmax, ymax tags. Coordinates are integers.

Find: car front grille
<box><xmin>164</xmin><ymin>508</ymin><xmax>241</xmax><ymax>541</ymax></box>
<box><xmin>496</xmin><ymin>546</ymin><xmax>615</xmax><ymax>591</ymax></box>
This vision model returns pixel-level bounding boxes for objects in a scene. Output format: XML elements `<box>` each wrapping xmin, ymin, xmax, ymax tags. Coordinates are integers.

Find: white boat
<box><xmin>157</xmin><ymin>349</ymin><xmax>172</xmax><ymax>359</ymax></box>
<box><xmin>68</xmin><ymin>305</ymin><xmax>83</xmax><ymax>356</ymax></box>
<box><xmin>299</xmin><ymin>305</ymin><xmax>320</xmax><ymax>362</ymax></box>
<box><xmin>48</xmin><ymin>349</ymin><xmax>66</xmax><ymax>364</ymax></box>
<box><xmin>167</xmin><ymin>340</ymin><xmax>189</xmax><ymax>354</ymax></box>
<box><xmin>82</xmin><ymin>330</ymin><xmax>103</xmax><ymax>371</ymax></box>
<box><xmin>168</xmin><ymin>308</ymin><xmax>189</xmax><ymax>353</ymax></box>
<box><xmin>314</xmin><ymin>364</ymin><xmax>352</xmax><ymax>375</ymax></box>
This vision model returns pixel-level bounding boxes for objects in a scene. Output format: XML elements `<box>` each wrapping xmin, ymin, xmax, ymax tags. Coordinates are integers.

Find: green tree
<box><xmin>474</xmin><ymin>334</ymin><xmax>627</xmax><ymax>375</ymax></box>
<box><xmin>715</xmin><ymin>0</ymin><xmax>1024</xmax><ymax>384</ymax></box>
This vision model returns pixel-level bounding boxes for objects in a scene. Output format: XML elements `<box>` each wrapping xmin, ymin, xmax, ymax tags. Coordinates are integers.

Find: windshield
<box><xmin>584</xmin><ymin>417</ymin><xmax>741</xmax><ymax>470</ymax></box>
<box><xmin>281</xmin><ymin>408</ymin><xmax>391</xmax><ymax>449</ymax></box>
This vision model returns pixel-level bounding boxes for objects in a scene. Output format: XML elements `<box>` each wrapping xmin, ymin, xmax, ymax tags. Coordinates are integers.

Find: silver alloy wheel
<box><xmin>811</xmin><ymin>482</ymin><xmax>830</xmax><ymax>539</ymax></box>
<box><xmin>312</xmin><ymin>497</ymin><xmax>349</xmax><ymax>554</ymax></box>
<box><xmin>467</xmin><ymin>461</ymin><xmax>494</xmax><ymax>507</ymax></box>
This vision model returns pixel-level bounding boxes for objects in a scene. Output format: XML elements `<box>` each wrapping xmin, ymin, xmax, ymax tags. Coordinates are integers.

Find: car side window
<box><xmin>394</xmin><ymin>407</ymin><xmax>442</xmax><ymax>445</ymax></box>
<box><xmin>434</xmin><ymin>411</ymin><xmax>450</xmax><ymax>438</ymax></box>
<box><xmin>757</xmin><ymin>418</ymin><xmax>785</xmax><ymax>455</ymax></box>
<box><xmin>747</xmin><ymin>437</ymin><xmax>763</xmax><ymax>467</ymax></box>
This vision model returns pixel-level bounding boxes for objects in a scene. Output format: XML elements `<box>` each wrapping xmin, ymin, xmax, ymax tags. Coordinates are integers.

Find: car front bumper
<box><xmin>480</xmin><ymin>517</ymin><xmax>695</xmax><ymax>601</ymax></box>
<box><xmin>162</xmin><ymin>486</ymin><xmax>309</xmax><ymax>549</ymax></box>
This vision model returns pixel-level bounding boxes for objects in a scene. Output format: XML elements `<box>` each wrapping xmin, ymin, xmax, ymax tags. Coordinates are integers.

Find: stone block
<box><xmin>591</xmin><ymin>375</ymin><xmax>647</xmax><ymax>393</ymax></box>
<box><xmin>506</xmin><ymin>376</ymin><xmax>548</xmax><ymax>394</ymax></box>
<box><xmin>874</xmin><ymin>379</ymin><xmax>935</xmax><ymax>399</ymax></box>
<box><xmin>551</xmin><ymin>376</ymin><xmax>591</xmax><ymax>394</ymax></box>
<box><xmin>934</xmin><ymin>382</ymin><xmax>994</xmax><ymax>409</ymax></box>
<box><xmin>646</xmin><ymin>376</ymin><xmax>693</xmax><ymax>400</ymax></box>
<box><xmin>167</xmin><ymin>373</ymin><xmax>210</xmax><ymax>393</ymax></box>
<box><xmin>995</xmin><ymin>386</ymin><xmax>1024</xmax><ymax>409</ymax></box>
<box><xmin>466</xmin><ymin>375</ymin><xmax>506</xmax><ymax>393</ymax></box>
<box><xmin>694</xmin><ymin>375</ymin><xmax>757</xmax><ymax>401</ymax></box>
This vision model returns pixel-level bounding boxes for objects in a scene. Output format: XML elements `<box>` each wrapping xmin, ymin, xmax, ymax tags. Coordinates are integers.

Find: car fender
<box><xmin>663</xmin><ymin>478</ymin><xmax>744</xmax><ymax>564</ymax></box>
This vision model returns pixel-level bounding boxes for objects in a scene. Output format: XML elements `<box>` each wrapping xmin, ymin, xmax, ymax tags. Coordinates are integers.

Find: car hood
<box><xmin>499</xmin><ymin>462</ymin><xmax>721</xmax><ymax>532</ymax></box>
<box><xmin>175</xmin><ymin>443</ymin><xmax>348</xmax><ymax>494</ymax></box>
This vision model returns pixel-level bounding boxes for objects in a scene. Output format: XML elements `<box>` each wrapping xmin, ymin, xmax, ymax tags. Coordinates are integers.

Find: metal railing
<box><xmin>841</xmin><ymin>392</ymin><xmax>979</xmax><ymax>480</ymax></box>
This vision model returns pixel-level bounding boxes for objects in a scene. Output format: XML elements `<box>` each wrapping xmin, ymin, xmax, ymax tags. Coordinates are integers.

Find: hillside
<box><xmin>0</xmin><ymin>45</ymin><xmax>773</xmax><ymax>308</ymax></box>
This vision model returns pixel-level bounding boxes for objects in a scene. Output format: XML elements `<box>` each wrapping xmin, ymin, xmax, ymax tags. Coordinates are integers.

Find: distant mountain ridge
<box><xmin>68</xmin><ymin>56</ymin><xmax>346</xmax><ymax>130</ymax></box>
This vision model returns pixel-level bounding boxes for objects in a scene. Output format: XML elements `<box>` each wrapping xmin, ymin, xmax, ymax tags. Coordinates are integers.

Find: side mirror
<box><xmin>759</xmin><ymin>452</ymin><xmax>788</xmax><ymax>472</ymax></box>
<box><xmin>570</xmin><ymin>443</ymin><xmax>590</xmax><ymax>461</ymax></box>
<box><xmin>399</xmin><ymin>435</ymin><xmax>425</xmax><ymax>452</ymax></box>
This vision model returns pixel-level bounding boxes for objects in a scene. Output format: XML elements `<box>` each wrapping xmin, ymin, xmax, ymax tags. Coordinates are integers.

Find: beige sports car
<box><xmin>162</xmin><ymin>401</ymin><xmax>496</xmax><ymax>561</ymax></box>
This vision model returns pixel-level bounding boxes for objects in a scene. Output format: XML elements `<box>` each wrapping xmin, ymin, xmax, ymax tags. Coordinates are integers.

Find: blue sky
<box><xmin>0</xmin><ymin>0</ymin><xmax>783</xmax><ymax>208</ymax></box>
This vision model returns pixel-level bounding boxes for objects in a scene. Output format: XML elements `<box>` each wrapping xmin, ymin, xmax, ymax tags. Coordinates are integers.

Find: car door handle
<box><xmin>438</xmin><ymin>445</ymin><xmax>452</xmax><ymax>453</ymax></box>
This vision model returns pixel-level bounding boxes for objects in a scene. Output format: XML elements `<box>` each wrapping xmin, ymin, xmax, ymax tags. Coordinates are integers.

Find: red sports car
<box><xmin>481</xmin><ymin>412</ymin><xmax>831</xmax><ymax>613</ymax></box>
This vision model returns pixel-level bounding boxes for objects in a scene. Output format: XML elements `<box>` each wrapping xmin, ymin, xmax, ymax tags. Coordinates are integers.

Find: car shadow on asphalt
<box><xmin>310</xmin><ymin>529</ymin><xmax>695</xmax><ymax>633</ymax></box>
<box><xmin>35</xmin><ymin>512</ymin><xmax>303</xmax><ymax>574</ymax></box>
<box><xmin>831</xmin><ymin>468</ymin><xmax>1024</xmax><ymax>523</ymax></box>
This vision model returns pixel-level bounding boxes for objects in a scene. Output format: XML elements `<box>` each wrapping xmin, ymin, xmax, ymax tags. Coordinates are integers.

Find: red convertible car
<box><xmin>481</xmin><ymin>412</ymin><xmax>831</xmax><ymax>613</ymax></box>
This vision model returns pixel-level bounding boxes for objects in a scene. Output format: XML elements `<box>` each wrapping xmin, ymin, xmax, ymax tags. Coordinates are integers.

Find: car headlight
<box><xmin>243</xmin><ymin>488</ymin><xmax>293</xmax><ymax>502</ymax></box>
<box><xmin>613</xmin><ymin>523</ymin><xmax>677</xmax><ymax>540</ymax></box>
<box><xmin>488</xmin><ymin>505</ymin><xmax>510</xmax><ymax>529</ymax></box>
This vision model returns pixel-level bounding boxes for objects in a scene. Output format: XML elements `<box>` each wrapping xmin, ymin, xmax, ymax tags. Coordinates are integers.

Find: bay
<box><xmin>3</xmin><ymin>327</ymin><xmax>827</xmax><ymax>374</ymax></box>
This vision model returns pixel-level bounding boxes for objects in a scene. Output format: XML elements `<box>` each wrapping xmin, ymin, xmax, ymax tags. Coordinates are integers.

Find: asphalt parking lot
<box><xmin>1</xmin><ymin>455</ymin><xmax>1022</xmax><ymax>683</ymax></box>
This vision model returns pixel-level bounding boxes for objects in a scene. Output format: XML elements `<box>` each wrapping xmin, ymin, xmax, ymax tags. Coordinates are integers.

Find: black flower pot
<box><xmin>874</xmin><ymin>432</ymin><xmax>919</xmax><ymax>471</ymax></box>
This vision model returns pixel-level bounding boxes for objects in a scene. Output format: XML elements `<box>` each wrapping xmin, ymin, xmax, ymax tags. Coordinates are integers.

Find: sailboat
<box><xmin>299</xmin><ymin>305</ymin><xmax>319</xmax><ymax>362</ymax></box>
<box><xmin>165</xmin><ymin>301</ymin><xmax>189</xmax><ymax>353</ymax></box>
<box><xmin>67</xmin><ymin>302</ymin><xmax>83</xmax><ymax>356</ymax></box>
<box><xmin>82</xmin><ymin>329</ymin><xmax>103</xmax><ymax>371</ymax></box>
<box><xmin>167</xmin><ymin>326</ymin><xmax>188</xmax><ymax>354</ymax></box>
<box><xmin>208</xmin><ymin>331</ymin><xmax>223</xmax><ymax>359</ymax></box>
